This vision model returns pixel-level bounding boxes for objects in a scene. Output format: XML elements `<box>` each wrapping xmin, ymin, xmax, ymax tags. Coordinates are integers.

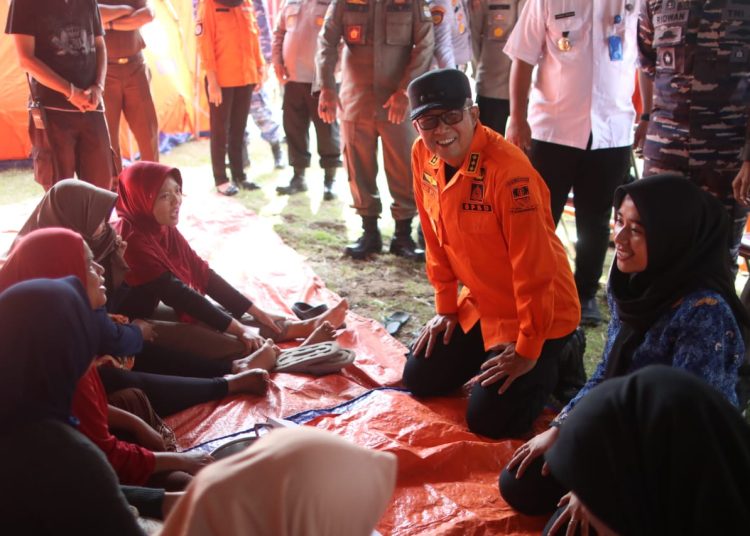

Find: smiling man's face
<box><xmin>415</xmin><ymin>105</ymin><xmax>479</xmax><ymax>168</ymax></box>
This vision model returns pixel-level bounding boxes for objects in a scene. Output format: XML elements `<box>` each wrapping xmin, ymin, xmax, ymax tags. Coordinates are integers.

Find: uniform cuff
<box><xmin>434</xmin><ymin>286</ymin><xmax>459</xmax><ymax>315</ymax></box>
<box><xmin>515</xmin><ymin>333</ymin><xmax>544</xmax><ymax>360</ymax></box>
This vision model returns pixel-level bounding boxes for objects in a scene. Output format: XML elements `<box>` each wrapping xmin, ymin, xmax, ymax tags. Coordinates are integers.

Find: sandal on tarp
<box><xmin>291</xmin><ymin>301</ymin><xmax>329</xmax><ymax>320</ymax></box>
<box><xmin>275</xmin><ymin>342</ymin><xmax>355</xmax><ymax>376</ymax></box>
<box><xmin>210</xmin><ymin>423</ymin><xmax>274</xmax><ymax>460</ymax></box>
<box><xmin>384</xmin><ymin>311</ymin><xmax>410</xmax><ymax>336</ymax></box>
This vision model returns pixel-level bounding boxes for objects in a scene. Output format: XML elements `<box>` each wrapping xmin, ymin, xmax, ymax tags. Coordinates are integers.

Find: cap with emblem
<box><xmin>407</xmin><ymin>68</ymin><xmax>472</xmax><ymax>121</ymax></box>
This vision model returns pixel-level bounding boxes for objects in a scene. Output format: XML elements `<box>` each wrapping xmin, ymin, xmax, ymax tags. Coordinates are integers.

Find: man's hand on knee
<box><xmin>412</xmin><ymin>313</ymin><xmax>458</xmax><ymax>358</ymax></box>
<box><xmin>477</xmin><ymin>343</ymin><xmax>536</xmax><ymax>394</ymax></box>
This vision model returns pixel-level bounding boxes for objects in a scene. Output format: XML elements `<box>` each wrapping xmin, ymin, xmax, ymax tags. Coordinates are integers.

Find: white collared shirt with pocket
<box><xmin>503</xmin><ymin>0</ymin><xmax>640</xmax><ymax>150</ymax></box>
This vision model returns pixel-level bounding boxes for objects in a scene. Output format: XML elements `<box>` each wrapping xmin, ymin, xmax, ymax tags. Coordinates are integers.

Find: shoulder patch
<box><xmin>195</xmin><ymin>22</ymin><xmax>203</xmax><ymax>36</ymax></box>
<box><xmin>430</xmin><ymin>5</ymin><xmax>445</xmax><ymax>24</ymax></box>
<box><xmin>507</xmin><ymin>177</ymin><xmax>537</xmax><ymax>214</ymax></box>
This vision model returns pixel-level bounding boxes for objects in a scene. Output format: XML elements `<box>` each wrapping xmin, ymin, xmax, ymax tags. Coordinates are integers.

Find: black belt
<box><xmin>107</xmin><ymin>53</ymin><xmax>142</xmax><ymax>65</ymax></box>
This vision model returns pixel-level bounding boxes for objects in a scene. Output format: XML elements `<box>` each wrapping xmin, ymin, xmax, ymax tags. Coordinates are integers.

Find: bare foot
<box><xmin>313</xmin><ymin>299</ymin><xmax>348</xmax><ymax>330</ymax></box>
<box><xmin>226</xmin><ymin>368</ymin><xmax>270</xmax><ymax>396</ymax></box>
<box><xmin>301</xmin><ymin>321</ymin><xmax>336</xmax><ymax>346</ymax></box>
<box><xmin>232</xmin><ymin>339</ymin><xmax>281</xmax><ymax>373</ymax></box>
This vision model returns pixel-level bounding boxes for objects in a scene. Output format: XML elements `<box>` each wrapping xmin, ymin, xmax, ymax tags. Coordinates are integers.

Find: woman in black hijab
<box><xmin>0</xmin><ymin>277</ymin><xmax>144</xmax><ymax>535</ymax></box>
<box><xmin>499</xmin><ymin>174</ymin><xmax>749</xmax><ymax>533</ymax></box>
<box><xmin>546</xmin><ymin>365</ymin><xmax>750</xmax><ymax>536</ymax></box>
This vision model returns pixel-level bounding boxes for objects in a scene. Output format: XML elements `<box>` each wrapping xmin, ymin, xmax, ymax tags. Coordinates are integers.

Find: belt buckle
<box><xmin>116</xmin><ymin>57</ymin><xmax>129</xmax><ymax>64</ymax></box>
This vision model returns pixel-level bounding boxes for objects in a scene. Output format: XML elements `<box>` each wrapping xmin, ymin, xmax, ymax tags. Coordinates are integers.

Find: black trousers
<box><xmin>529</xmin><ymin>139</ymin><xmax>631</xmax><ymax>301</ymax></box>
<box><xmin>282</xmin><ymin>81</ymin><xmax>342</xmax><ymax>170</ymax></box>
<box><xmin>97</xmin><ymin>366</ymin><xmax>227</xmax><ymax>417</ymax></box>
<box><xmin>206</xmin><ymin>81</ymin><xmax>254</xmax><ymax>185</ymax></box>
<box><xmin>402</xmin><ymin>322</ymin><xmax>573</xmax><ymax>439</ymax></box>
<box><xmin>500</xmin><ymin>457</ymin><xmax>592</xmax><ymax>535</ymax></box>
<box><xmin>477</xmin><ymin>95</ymin><xmax>510</xmax><ymax>136</ymax></box>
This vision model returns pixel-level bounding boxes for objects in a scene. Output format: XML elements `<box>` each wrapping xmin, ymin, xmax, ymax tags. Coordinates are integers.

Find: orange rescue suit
<box><xmin>197</xmin><ymin>0</ymin><xmax>265</xmax><ymax>87</ymax></box>
<box><xmin>412</xmin><ymin>124</ymin><xmax>580</xmax><ymax>359</ymax></box>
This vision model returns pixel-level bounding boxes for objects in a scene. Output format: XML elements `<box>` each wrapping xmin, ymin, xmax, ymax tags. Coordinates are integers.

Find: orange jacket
<box><xmin>412</xmin><ymin>124</ymin><xmax>580</xmax><ymax>359</ymax></box>
<box><xmin>197</xmin><ymin>0</ymin><xmax>264</xmax><ymax>87</ymax></box>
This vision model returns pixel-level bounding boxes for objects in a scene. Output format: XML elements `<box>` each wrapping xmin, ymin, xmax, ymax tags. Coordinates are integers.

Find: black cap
<box><xmin>408</xmin><ymin>68</ymin><xmax>472</xmax><ymax>121</ymax></box>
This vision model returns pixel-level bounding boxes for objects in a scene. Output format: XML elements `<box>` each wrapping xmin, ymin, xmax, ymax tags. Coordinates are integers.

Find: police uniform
<box><xmin>316</xmin><ymin>0</ymin><xmax>434</xmax><ymax>258</ymax></box>
<box><xmin>470</xmin><ymin>0</ymin><xmax>525</xmax><ymax>134</ymax></box>
<box><xmin>402</xmin><ymin>69</ymin><xmax>580</xmax><ymax>438</ymax></box>
<box><xmin>100</xmin><ymin>0</ymin><xmax>159</xmax><ymax>168</ymax></box>
<box><xmin>504</xmin><ymin>0</ymin><xmax>639</xmax><ymax>322</ymax></box>
<box><xmin>272</xmin><ymin>0</ymin><xmax>342</xmax><ymax>188</ymax></box>
<box><xmin>429</xmin><ymin>0</ymin><xmax>473</xmax><ymax>67</ymax></box>
<box><xmin>638</xmin><ymin>0</ymin><xmax>750</xmax><ymax>259</ymax></box>
<box><xmin>196</xmin><ymin>0</ymin><xmax>264</xmax><ymax>189</ymax></box>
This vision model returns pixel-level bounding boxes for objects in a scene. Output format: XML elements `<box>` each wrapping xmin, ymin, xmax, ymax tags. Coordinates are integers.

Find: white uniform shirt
<box><xmin>503</xmin><ymin>0</ymin><xmax>639</xmax><ymax>150</ymax></box>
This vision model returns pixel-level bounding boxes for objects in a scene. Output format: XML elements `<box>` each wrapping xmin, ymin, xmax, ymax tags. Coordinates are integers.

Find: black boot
<box><xmin>390</xmin><ymin>218</ymin><xmax>425</xmax><ymax>261</ymax></box>
<box><xmin>232</xmin><ymin>173</ymin><xmax>259</xmax><ymax>190</ymax></box>
<box><xmin>345</xmin><ymin>216</ymin><xmax>382</xmax><ymax>259</ymax></box>
<box><xmin>271</xmin><ymin>141</ymin><xmax>285</xmax><ymax>169</ymax></box>
<box><xmin>323</xmin><ymin>168</ymin><xmax>336</xmax><ymax>201</ymax></box>
<box><xmin>276</xmin><ymin>168</ymin><xmax>307</xmax><ymax>195</ymax></box>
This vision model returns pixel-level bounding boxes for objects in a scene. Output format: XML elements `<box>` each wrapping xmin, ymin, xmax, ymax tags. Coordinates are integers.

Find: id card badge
<box><xmin>608</xmin><ymin>35</ymin><xmax>623</xmax><ymax>61</ymax></box>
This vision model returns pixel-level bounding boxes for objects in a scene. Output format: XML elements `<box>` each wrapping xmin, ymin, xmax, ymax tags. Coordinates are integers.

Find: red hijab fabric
<box><xmin>115</xmin><ymin>162</ymin><xmax>210</xmax><ymax>292</ymax></box>
<box><xmin>0</xmin><ymin>228</ymin><xmax>87</xmax><ymax>293</ymax></box>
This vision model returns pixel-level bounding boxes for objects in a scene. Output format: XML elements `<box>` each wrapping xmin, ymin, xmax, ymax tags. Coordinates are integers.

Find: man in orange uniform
<box><xmin>196</xmin><ymin>0</ymin><xmax>264</xmax><ymax>195</ymax></box>
<box><xmin>402</xmin><ymin>69</ymin><xmax>580</xmax><ymax>439</ymax></box>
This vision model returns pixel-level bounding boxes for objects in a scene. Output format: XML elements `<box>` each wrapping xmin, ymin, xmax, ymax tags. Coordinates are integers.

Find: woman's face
<box><xmin>83</xmin><ymin>243</ymin><xmax>107</xmax><ymax>309</ymax></box>
<box><xmin>152</xmin><ymin>176</ymin><xmax>182</xmax><ymax>227</ymax></box>
<box><xmin>613</xmin><ymin>194</ymin><xmax>648</xmax><ymax>273</ymax></box>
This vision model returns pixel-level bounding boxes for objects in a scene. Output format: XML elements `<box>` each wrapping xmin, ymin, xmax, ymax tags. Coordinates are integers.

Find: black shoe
<box><xmin>344</xmin><ymin>230</ymin><xmax>382</xmax><ymax>259</ymax></box>
<box><xmin>389</xmin><ymin>235</ymin><xmax>425</xmax><ymax>261</ymax></box>
<box><xmin>216</xmin><ymin>183</ymin><xmax>239</xmax><ymax>196</ymax></box>
<box><xmin>271</xmin><ymin>141</ymin><xmax>285</xmax><ymax>169</ymax></box>
<box><xmin>579</xmin><ymin>297</ymin><xmax>603</xmax><ymax>327</ymax></box>
<box><xmin>323</xmin><ymin>180</ymin><xmax>336</xmax><ymax>201</ymax></box>
<box><xmin>235</xmin><ymin>180</ymin><xmax>260</xmax><ymax>190</ymax></box>
<box><xmin>276</xmin><ymin>176</ymin><xmax>307</xmax><ymax>195</ymax></box>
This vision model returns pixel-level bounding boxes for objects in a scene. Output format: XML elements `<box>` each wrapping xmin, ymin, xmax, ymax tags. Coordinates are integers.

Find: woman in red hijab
<box><xmin>0</xmin><ymin>228</ymin><xmax>273</xmax><ymax>489</ymax></box>
<box><xmin>114</xmin><ymin>162</ymin><xmax>348</xmax><ymax>354</ymax></box>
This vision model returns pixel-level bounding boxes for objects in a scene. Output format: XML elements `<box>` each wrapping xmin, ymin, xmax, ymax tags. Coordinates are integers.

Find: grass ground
<box><xmin>0</xmin><ymin>134</ymin><xmax>631</xmax><ymax>378</ymax></box>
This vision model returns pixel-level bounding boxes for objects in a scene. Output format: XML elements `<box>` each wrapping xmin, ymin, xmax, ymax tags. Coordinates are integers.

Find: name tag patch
<box><xmin>462</xmin><ymin>203</ymin><xmax>493</xmax><ymax>212</ymax></box>
<box><xmin>654</xmin><ymin>11</ymin><xmax>688</xmax><ymax>26</ymax></box>
<box><xmin>554</xmin><ymin>11</ymin><xmax>575</xmax><ymax>20</ymax></box>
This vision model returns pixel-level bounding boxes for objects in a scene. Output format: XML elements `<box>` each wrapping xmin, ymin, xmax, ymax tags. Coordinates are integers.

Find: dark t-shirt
<box><xmin>99</xmin><ymin>0</ymin><xmax>146</xmax><ymax>58</ymax></box>
<box><xmin>5</xmin><ymin>0</ymin><xmax>103</xmax><ymax>109</ymax></box>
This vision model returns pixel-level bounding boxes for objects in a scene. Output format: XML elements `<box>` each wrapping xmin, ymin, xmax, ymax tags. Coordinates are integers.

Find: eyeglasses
<box><xmin>415</xmin><ymin>107</ymin><xmax>469</xmax><ymax>130</ymax></box>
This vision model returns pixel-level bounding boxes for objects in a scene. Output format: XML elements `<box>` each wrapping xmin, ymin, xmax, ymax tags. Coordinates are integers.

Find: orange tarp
<box><xmin>0</xmin><ymin>178</ymin><xmax>547</xmax><ymax>535</ymax></box>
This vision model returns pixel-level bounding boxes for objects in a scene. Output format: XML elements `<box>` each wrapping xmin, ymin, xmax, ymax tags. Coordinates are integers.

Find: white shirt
<box><xmin>503</xmin><ymin>0</ymin><xmax>639</xmax><ymax>150</ymax></box>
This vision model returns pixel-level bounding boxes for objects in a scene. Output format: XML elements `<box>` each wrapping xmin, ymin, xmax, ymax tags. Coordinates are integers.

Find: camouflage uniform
<box><xmin>638</xmin><ymin>0</ymin><xmax>750</xmax><ymax>204</ymax></box>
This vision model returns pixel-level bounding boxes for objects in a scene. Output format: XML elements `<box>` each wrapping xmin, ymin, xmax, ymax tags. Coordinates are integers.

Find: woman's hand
<box><xmin>412</xmin><ymin>313</ymin><xmax>458</xmax><ymax>358</ymax></box>
<box><xmin>132</xmin><ymin>319</ymin><xmax>156</xmax><ymax>342</ymax></box>
<box><xmin>547</xmin><ymin>492</ymin><xmax>592</xmax><ymax>536</ymax></box>
<box><xmin>506</xmin><ymin>426</ymin><xmax>559</xmax><ymax>478</ymax></box>
<box><xmin>178</xmin><ymin>452</ymin><xmax>214</xmax><ymax>475</ymax></box>
<box><xmin>248</xmin><ymin>304</ymin><xmax>284</xmax><ymax>336</ymax></box>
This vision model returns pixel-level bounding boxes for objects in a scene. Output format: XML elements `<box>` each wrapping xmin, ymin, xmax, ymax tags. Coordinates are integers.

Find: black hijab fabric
<box><xmin>0</xmin><ymin>277</ymin><xmax>99</xmax><ymax>431</ymax></box>
<box><xmin>546</xmin><ymin>365</ymin><xmax>750</xmax><ymax>536</ymax></box>
<box><xmin>605</xmin><ymin>174</ymin><xmax>748</xmax><ymax>378</ymax></box>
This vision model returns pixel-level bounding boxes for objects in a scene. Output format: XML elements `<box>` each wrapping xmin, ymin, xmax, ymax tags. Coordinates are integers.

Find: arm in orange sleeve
<box><xmin>197</xmin><ymin>0</ymin><xmax>217</xmax><ymax>74</ymax></box>
<box><xmin>412</xmin><ymin>142</ymin><xmax>459</xmax><ymax>315</ymax></box>
<box><xmin>497</xmin><ymin>168</ymin><xmax>558</xmax><ymax>359</ymax></box>
<box><xmin>72</xmin><ymin>368</ymin><xmax>156</xmax><ymax>485</ymax></box>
